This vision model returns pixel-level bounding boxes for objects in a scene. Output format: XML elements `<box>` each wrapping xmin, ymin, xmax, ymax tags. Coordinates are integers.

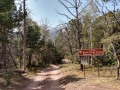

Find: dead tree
<box><xmin>58</xmin><ymin>0</ymin><xmax>90</xmax><ymax>69</ymax></box>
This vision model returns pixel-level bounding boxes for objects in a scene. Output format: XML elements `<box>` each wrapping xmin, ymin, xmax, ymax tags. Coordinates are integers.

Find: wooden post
<box><xmin>84</xmin><ymin>64</ymin><xmax>86</xmax><ymax>78</ymax></box>
<box><xmin>98</xmin><ymin>60</ymin><xmax>100</xmax><ymax>76</ymax></box>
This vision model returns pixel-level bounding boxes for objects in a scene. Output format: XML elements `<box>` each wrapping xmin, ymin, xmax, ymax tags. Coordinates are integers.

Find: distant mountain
<box><xmin>49</xmin><ymin>28</ymin><xmax>59</xmax><ymax>41</ymax></box>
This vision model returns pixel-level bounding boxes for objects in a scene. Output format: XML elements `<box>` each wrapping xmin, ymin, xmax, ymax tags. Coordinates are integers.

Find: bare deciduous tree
<box><xmin>57</xmin><ymin>0</ymin><xmax>90</xmax><ymax>69</ymax></box>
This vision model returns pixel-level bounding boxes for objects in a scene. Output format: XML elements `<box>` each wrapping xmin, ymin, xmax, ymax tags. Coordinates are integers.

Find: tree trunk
<box><xmin>66</xmin><ymin>29</ymin><xmax>74</xmax><ymax>62</ymax></box>
<box><xmin>23</xmin><ymin>0</ymin><xmax>27</xmax><ymax>71</ymax></box>
<box><xmin>19</xmin><ymin>57</ymin><xmax>22</xmax><ymax>68</ymax></box>
<box><xmin>116</xmin><ymin>67</ymin><xmax>119</xmax><ymax>79</ymax></box>
<box><xmin>1</xmin><ymin>29</ymin><xmax>7</xmax><ymax>69</ymax></box>
<box><xmin>2</xmin><ymin>43</ymin><xmax>6</xmax><ymax>69</ymax></box>
<box><xmin>76</xmin><ymin>11</ymin><xmax>82</xmax><ymax>70</ymax></box>
<box><xmin>7</xmin><ymin>44</ymin><xmax>17</xmax><ymax>68</ymax></box>
<box><xmin>28</xmin><ymin>51</ymin><xmax>32</xmax><ymax>66</ymax></box>
<box><xmin>116</xmin><ymin>59</ymin><xmax>120</xmax><ymax>79</ymax></box>
<box><xmin>111</xmin><ymin>42</ymin><xmax>120</xmax><ymax>79</ymax></box>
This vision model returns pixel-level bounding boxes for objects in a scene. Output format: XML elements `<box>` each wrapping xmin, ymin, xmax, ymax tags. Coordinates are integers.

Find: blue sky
<box><xmin>26</xmin><ymin>0</ymin><xmax>120</xmax><ymax>28</ymax></box>
<box><xmin>26</xmin><ymin>0</ymin><xmax>68</xmax><ymax>27</ymax></box>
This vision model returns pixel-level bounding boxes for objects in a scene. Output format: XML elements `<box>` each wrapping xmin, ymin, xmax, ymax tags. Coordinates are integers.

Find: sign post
<box><xmin>80</xmin><ymin>56</ymin><xmax>88</xmax><ymax>78</ymax></box>
<box><xmin>97</xmin><ymin>59</ymin><xmax>100</xmax><ymax>76</ymax></box>
<box><xmin>83</xmin><ymin>64</ymin><xmax>86</xmax><ymax>78</ymax></box>
<box><xmin>78</xmin><ymin>48</ymin><xmax>104</xmax><ymax>76</ymax></box>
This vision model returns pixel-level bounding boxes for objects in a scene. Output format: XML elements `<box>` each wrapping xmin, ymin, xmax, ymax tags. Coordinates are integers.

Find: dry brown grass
<box><xmin>60</xmin><ymin>64</ymin><xmax>117</xmax><ymax>77</ymax></box>
<box><xmin>60</xmin><ymin>64</ymin><xmax>82</xmax><ymax>77</ymax></box>
<box><xmin>0</xmin><ymin>72</ymin><xmax>35</xmax><ymax>89</ymax></box>
<box><xmin>60</xmin><ymin>64</ymin><xmax>120</xmax><ymax>90</ymax></box>
<box><xmin>60</xmin><ymin>64</ymin><xmax>94</xmax><ymax>78</ymax></box>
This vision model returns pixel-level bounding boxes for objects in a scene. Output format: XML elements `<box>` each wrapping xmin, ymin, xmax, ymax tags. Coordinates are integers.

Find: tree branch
<box><xmin>58</xmin><ymin>0</ymin><xmax>76</xmax><ymax>18</ymax></box>
<box><xmin>63</xmin><ymin>0</ymin><xmax>75</xmax><ymax>7</ymax></box>
<box><xmin>78</xmin><ymin>0</ymin><xmax>82</xmax><ymax>8</ymax></box>
<box><xmin>57</xmin><ymin>12</ymin><xmax>72</xmax><ymax>20</ymax></box>
<box><xmin>78</xmin><ymin>3</ymin><xmax>90</xmax><ymax>16</ymax></box>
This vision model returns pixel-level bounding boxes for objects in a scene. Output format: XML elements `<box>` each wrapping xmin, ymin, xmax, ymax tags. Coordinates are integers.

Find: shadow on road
<box><xmin>33</xmin><ymin>75</ymin><xmax>84</xmax><ymax>90</ymax></box>
<box><xmin>36</xmin><ymin>77</ymin><xmax>64</xmax><ymax>90</ymax></box>
<box><xmin>60</xmin><ymin>75</ymin><xmax>84</xmax><ymax>86</ymax></box>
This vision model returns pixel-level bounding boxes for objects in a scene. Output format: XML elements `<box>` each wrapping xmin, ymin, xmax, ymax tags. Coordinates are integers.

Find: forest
<box><xmin>0</xmin><ymin>0</ymin><xmax>120</xmax><ymax>89</ymax></box>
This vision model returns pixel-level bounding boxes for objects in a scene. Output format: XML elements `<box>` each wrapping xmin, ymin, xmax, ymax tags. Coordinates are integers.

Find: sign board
<box><xmin>79</xmin><ymin>49</ymin><xmax>95</xmax><ymax>56</ymax></box>
<box><xmin>95</xmin><ymin>48</ymin><xmax>104</xmax><ymax>56</ymax></box>
<box><xmin>79</xmin><ymin>48</ymin><xmax>104</xmax><ymax>56</ymax></box>
<box><xmin>81</xmin><ymin>59</ymin><xmax>89</xmax><ymax>65</ymax></box>
<box><xmin>80</xmin><ymin>56</ymin><xmax>91</xmax><ymax>65</ymax></box>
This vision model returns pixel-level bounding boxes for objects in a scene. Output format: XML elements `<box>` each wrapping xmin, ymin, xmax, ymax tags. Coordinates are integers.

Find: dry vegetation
<box><xmin>0</xmin><ymin>64</ymin><xmax>120</xmax><ymax>90</ymax></box>
<box><xmin>0</xmin><ymin>71</ymin><xmax>35</xmax><ymax>90</ymax></box>
<box><xmin>60</xmin><ymin>64</ymin><xmax>120</xmax><ymax>90</ymax></box>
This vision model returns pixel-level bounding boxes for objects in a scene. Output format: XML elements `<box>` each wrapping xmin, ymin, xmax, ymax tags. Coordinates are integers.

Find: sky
<box><xmin>26</xmin><ymin>0</ymin><xmax>69</xmax><ymax>28</ymax></box>
<box><xmin>26</xmin><ymin>0</ymin><xmax>120</xmax><ymax>28</ymax></box>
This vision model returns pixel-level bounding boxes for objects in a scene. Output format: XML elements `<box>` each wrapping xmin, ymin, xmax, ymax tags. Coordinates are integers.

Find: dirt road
<box><xmin>4</xmin><ymin>64</ymin><xmax>120</xmax><ymax>90</ymax></box>
<box><xmin>23</xmin><ymin>65</ymin><xmax>63</xmax><ymax>90</ymax></box>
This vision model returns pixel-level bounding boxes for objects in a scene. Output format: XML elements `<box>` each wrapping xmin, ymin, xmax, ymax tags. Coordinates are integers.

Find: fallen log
<box><xmin>14</xmin><ymin>70</ymin><xmax>26</xmax><ymax>74</ymax></box>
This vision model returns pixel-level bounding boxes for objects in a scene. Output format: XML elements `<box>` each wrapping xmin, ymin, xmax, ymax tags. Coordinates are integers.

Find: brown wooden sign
<box><xmin>95</xmin><ymin>48</ymin><xmax>104</xmax><ymax>56</ymax></box>
<box><xmin>79</xmin><ymin>48</ymin><xmax>104</xmax><ymax>56</ymax></box>
<box><xmin>79</xmin><ymin>49</ymin><xmax>94</xmax><ymax>56</ymax></box>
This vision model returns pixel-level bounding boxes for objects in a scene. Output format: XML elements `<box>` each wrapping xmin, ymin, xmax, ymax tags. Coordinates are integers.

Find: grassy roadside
<box><xmin>60</xmin><ymin>64</ymin><xmax>117</xmax><ymax>78</ymax></box>
<box><xmin>60</xmin><ymin>64</ymin><xmax>94</xmax><ymax>78</ymax></box>
<box><xmin>0</xmin><ymin>69</ymin><xmax>36</xmax><ymax>89</ymax></box>
<box><xmin>60</xmin><ymin>64</ymin><xmax>120</xmax><ymax>90</ymax></box>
